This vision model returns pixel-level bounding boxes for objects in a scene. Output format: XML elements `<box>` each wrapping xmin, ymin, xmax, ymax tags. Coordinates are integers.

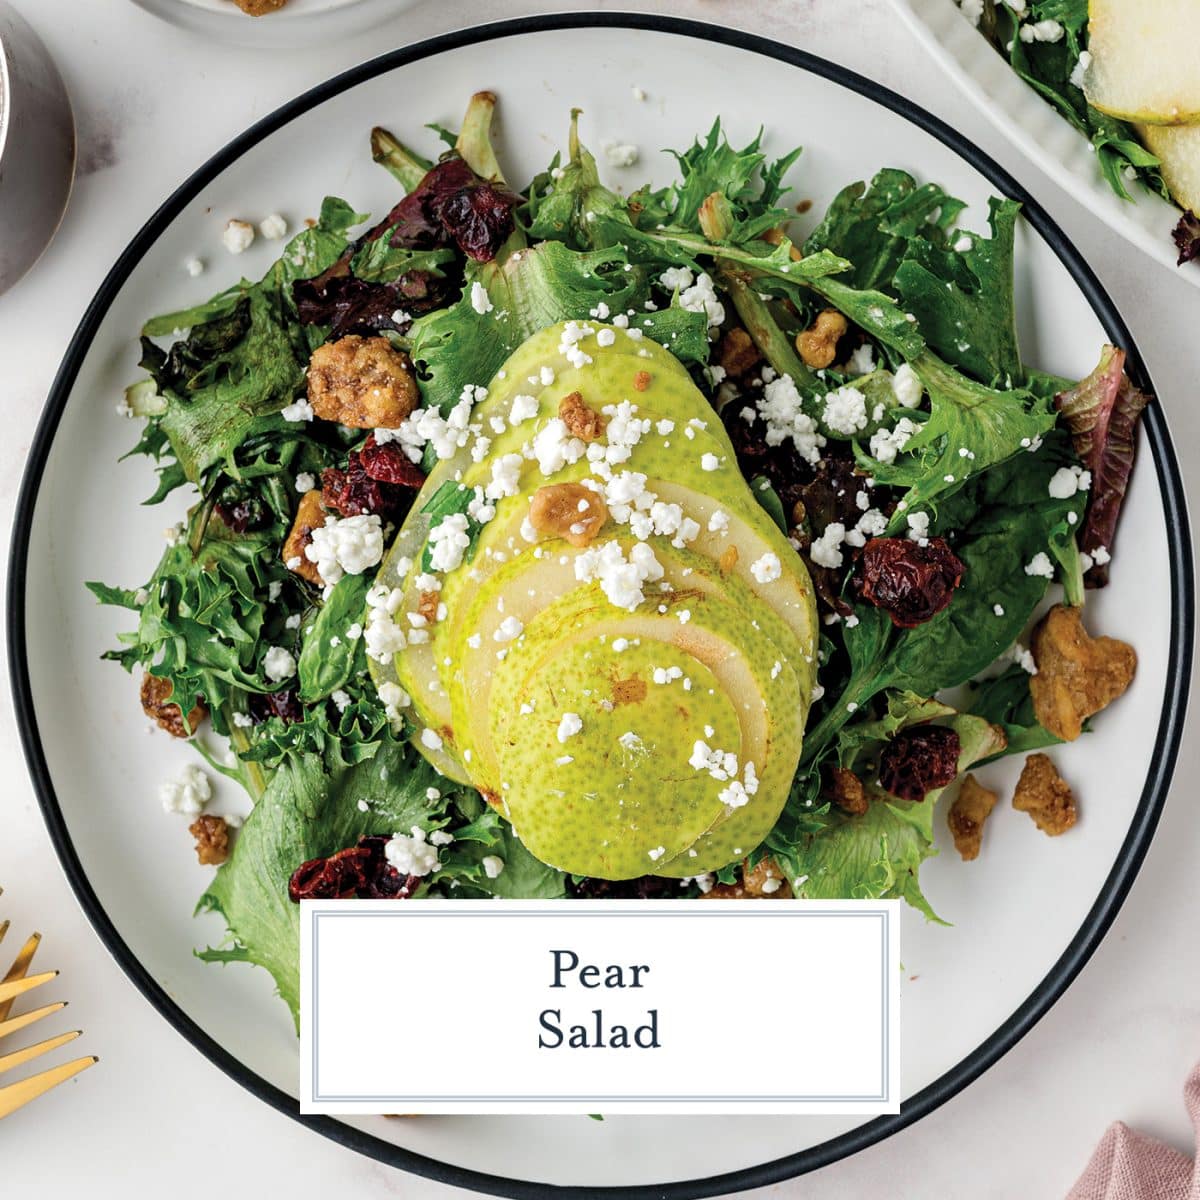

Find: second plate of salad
<box><xmin>11</xmin><ymin>14</ymin><xmax>1191</xmax><ymax>1197</ymax></box>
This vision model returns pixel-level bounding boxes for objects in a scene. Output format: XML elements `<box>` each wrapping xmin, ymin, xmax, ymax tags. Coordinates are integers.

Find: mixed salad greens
<box><xmin>93</xmin><ymin>93</ymin><xmax>1146</xmax><ymax>1024</ymax></box>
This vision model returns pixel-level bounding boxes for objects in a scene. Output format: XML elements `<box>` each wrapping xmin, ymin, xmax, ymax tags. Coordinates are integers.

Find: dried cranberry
<box><xmin>877</xmin><ymin>726</ymin><xmax>961</xmax><ymax>803</ymax></box>
<box><xmin>568</xmin><ymin>875</ymin><xmax>685</xmax><ymax>900</ymax></box>
<box><xmin>248</xmin><ymin>689</ymin><xmax>304</xmax><ymax>725</ymax></box>
<box><xmin>357</xmin><ymin>435</ymin><xmax>426</xmax><ymax>488</ymax></box>
<box><xmin>293</xmin><ymin>272</ymin><xmax>451</xmax><ymax>339</ymax></box>
<box><xmin>437</xmin><ymin>181</ymin><xmax>521</xmax><ymax>261</ymax></box>
<box><xmin>856</xmin><ymin>537</ymin><xmax>965</xmax><ymax>628</ymax></box>
<box><xmin>383</xmin><ymin>157</ymin><xmax>479</xmax><ymax>249</ymax></box>
<box><xmin>288</xmin><ymin>835</ymin><xmax>416</xmax><ymax>902</ymax></box>
<box><xmin>1172</xmin><ymin>210</ymin><xmax>1200</xmax><ymax>267</ymax></box>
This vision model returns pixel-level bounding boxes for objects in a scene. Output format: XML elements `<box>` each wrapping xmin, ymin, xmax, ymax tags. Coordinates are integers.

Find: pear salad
<box><xmin>93</xmin><ymin>94</ymin><xmax>1145</xmax><ymax>1022</ymax></box>
<box><xmin>956</xmin><ymin>0</ymin><xmax>1200</xmax><ymax>264</ymax></box>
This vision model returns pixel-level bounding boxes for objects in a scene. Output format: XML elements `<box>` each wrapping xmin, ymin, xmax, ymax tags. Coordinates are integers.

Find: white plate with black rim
<box><xmin>8</xmin><ymin>13</ymin><xmax>1193</xmax><ymax>1198</ymax></box>
<box><xmin>890</xmin><ymin>0</ymin><xmax>1199</xmax><ymax>287</ymax></box>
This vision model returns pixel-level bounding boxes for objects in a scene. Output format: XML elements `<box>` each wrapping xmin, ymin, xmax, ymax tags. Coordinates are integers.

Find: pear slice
<box><xmin>1137</xmin><ymin>122</ymin><xmax>1200</xmax><ymax>213</ymax></box>
<box><xmin>1085</xmin><ymin>0</ymin><xmax>1200</xmax><ymax>125</ymax></box>
<box><xmin>498</xmin><ymin>636</ymin><xmax>740</xmax><ymax>878</ymax></box>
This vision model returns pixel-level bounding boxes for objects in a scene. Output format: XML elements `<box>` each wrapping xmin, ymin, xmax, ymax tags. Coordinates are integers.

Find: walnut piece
<box><xmin>141</xmin><ymin>673</ymin><xmax>207</xmax><ymax>738</ymax></box>
<box><xmin>796</xmin><ymin>309</ymin><xmax>848</xmax><ymax>369</ymax></box>
<box><xmin>948</xmin><ymin>774</ymin><xmax>998</xmax><ymax>861</ymax></box>
<box><xmin>282</xmin><ymin>489</ymin><xmax>326</xmax><ymax>585</ymax></box>
<box><xmin>307</xmin><ymin>335</ymin><xmax>419</xmax><ymax>429</ymax></box>
<box><xmin>824</xmin><ymin>766</ymin><xmax>868</xmax><ymax>815</ymax></box>
<box><xmin>230</xmin><ymin>0</ymin><xmax>287</xmax><ymax>13</ymax></box>
<box><xmin>417</xmin><ymin>590</ymin><xmax>440</xmax><ymax>625</ymax></box>
<box><xmin>529</xmin><ymin>483</ymin><xmax>608</xmax><ymax>548</ymax></box>
<box><xmin>701</xmin><ymin>856</ymin><xmax>793</xmax><ymax>899</ymax></box>
<box><xmin>718</xmin><ymin>544</ymin><xmax>739</xmax><ymax>574</ymax></box>
<box><xmin>558</xmin><ymin>392</ymin><xmax>606</xmax><ymax>442</ymax></box>
<box><xmin>1029</xmin><ymin>604</ymin><xmax>1136</xmax><ymax>741</ymax></box>
<box><xmin>632</xmin><ymin>370</ymin><xmax>652</xmax><ymax>392</ymax></box>
<box><xmin>1013</xmin><ymin>753</ymin><xmax>1076</xmax><ymax>837</ymax></box>
<box><xmin>189</xmin><ymin>815</ymin><xmax>231</xmax><ymax>866</ymax></box>
<box><xmin>717</xmin><ymin>327</ymin><xmax>761</xmax><ymax>379</ymax></box>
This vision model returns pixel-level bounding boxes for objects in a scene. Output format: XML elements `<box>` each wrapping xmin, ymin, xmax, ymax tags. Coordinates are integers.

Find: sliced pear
<box><xmin>1085</xmin><ymin>0</ymin><xmax>1200</xmax><ymax>125</ymax></box>
<box><xmin>498</xmin><ymin>636</ymin><xmax>740</xmax><ymax>878</ymax></box>
<box><xmin>1137</xmin><ymin>122</ymin><xmax>1200</xmax><ymax>213</ymax></box>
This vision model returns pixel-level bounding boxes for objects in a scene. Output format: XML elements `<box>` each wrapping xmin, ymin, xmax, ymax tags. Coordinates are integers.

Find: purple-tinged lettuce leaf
<box><xmin>1173</xmin><ymin>211</ymin><xmax>1200</xmax><ymax>267</ymax></box>
<box><xmin>1055</xmin><ymin>346</ymin><xmax>1150</xmax><ymax>587</ymax></box>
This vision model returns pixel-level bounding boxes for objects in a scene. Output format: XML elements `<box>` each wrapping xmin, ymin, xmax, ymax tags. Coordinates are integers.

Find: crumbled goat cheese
<box><xmin>280</xmin><ymin>398</ymin><xmax>314</xmax><ymax>423</ymax></box>
<box><xmin>259</xmin><ymin>213</ymin><xmax>288</xmax><ymax>240</ymax></box>
<box><xmin>1020</xmin><ymin>17</ymin><xmax>1064</xmax><ymax>42</ymax></box>
<box><xmin>385</xmin><ymin>826</ymin><xmax>441</xmax><ymax>877</ymax></box>
<box><xmin>1024</xmin><ymin>552</ymin><xmax>1055</xmax><ymax>578</ymax></box>
<box><xmin>481</xmin><ymin>855</ymin><xmax>506</xmax><ymax>879</ymax></box>
<box><xmin>557</xmin><ymin>712</ymin><xmax>583</xmax><ymax>743</ymax></box>
<box><xmin>906</xmin><ymin>511</ymin><xmax>930</xmax><ymax>543</ymax></box>
<box><xmin>532</xmin><ymin>418</ymin><xmax>587</xmax><ymax>475</ymax></box>
<box><xmin>185</xmin><ymin>256</ymin><xmax>205</xmax><ymax>277</ymax></box>
<box><xmin>891</xmin><ymin>363</ymin><xmax>924</xmax><ymax>408</ymax></box>
<box><xmin>1047</xmin><ymin>464</ymin><xmax>1091</xmax><ymax>499</ymax></box>
<box><xmin>485</xmin><ymin>452</ymin><xmax>524</xmax><ymax>501</ymax></box>
<box><xmin>1011</xmin><ymin>643</ymin><xmax>1038</xmax><ymax>675</ymax></box>
<box><xmin>427</xmin><ymin>513</ymin><xmax>472</xmax><ymax>573</ymax></box>
<box><xmin>700</xmin><ymin>452</ymin><xmax>721</xmax><ymax>472</ymax></box>
<box><xmin>810</xmin><ymin>522</ymin><xmax>847</xmax><ymax>569</ymax></box>
<box><xmin>494</xmin><ymin>615</ymin><xmax>525</xmax><ymax>643</ymax></box>
<box><xmin>822</xmin><ymin>386</ymin><xmax>869</xmax><ymax>435</ymax></box>
<box><xmin>574</xmin><ymin>540</ymin><xmax>664</xmax><ymax>610</ymax></box>
<box><xmin>557</xmin><ymin>320</ymin><xmax>595</xmax><ymax>368</ymax></box>
<box><xmin>331</xmin><ymin>689</ymin><xmax>351</xmax><ymax>713</ymax></box>
<box><xmin>294</xmin><ymin>472</ymin><xmax>316</xmax><ymax>493</ymax></box>
<box><xmin>377</xmin><ymin>682</ymin><xmax>410</xmax><ymax>727</ymax></box>
<box><xmin>509</xmin><ymin>393</ymin><xmax>539</xmax><ymax>425</ymax></box>
<box><xmin>758</xmin><ymin>375</ymin><xmax>827</xmax><ymax>464</ymax></box>
<box><xmin>263</xmin><ymin>645</ymin><xmax>296</xmax><ymax>682</ymax></box>
<box><xmin>603</xmin><ymin>141</ymin><xmax>640</xmax><ymax>168</ymax></box>
<box><xmin>364</xmin><ymin>583</ymin><xmax>407</xmax><ymax>663</ymax></box>
<box><xmin>470</xmin><ymin>281</ymin><xmax>494</xmax><ymax>315</ymax></box>
<box><xmin>958</xmin><ymin>0</ymin><xmax>984</xmax><ymax>24</ymax></box>
<box><xmin>381</xmin><ymin>385</ymin><xmax>480</xmax><ymax>463</ymax></box>
<box><xmin>846</xmin><ymin>345</ymin><xmax>875</xmax><ymax>377</ymax></box>
<box><xmin>750</xmin><ymin>552</ymin><xmax>782</xmax><ymax>583</ymax></box>
<box><xmin>305</xmin><ymin>513</ymin><xmax>384</xmax><ymax>584</ymax></box>
<box><xmin>1069</xmin><ymin>49</ymin><xmax>1092</xmax><ymax>90</ymax></box>
<box><xmin>222</xmin><ymin>219</ymin><xmax>255</xmax><ymax>254</ymax></box>
<box><xmin>159</xmin><ymin>764</ymin><xmax>213</xmax><ymax>815</ymax></box>
<box><xmin>678</xmin><ymin>271</ymin><xmax>726</xmax><ymax>328</ymax></box>
<box><xmin>869</xmin><ymin>417</ymin><xmax>919</xmax><ymax>464</ymax></box>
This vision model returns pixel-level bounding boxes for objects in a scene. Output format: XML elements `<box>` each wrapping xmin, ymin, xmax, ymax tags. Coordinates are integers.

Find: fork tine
<box><xmin>0</xmin><ymin>971</ymin><xmax>57</xmax><ymax>1008</ymax></box>
<box><xmin>0</xmin><ymin>920</ymin><xmax>9</xmax><ymax>947</ymax></box>
<box><xmin>0</xmin><ymin>1029</ymin><xmax>80</xmax><ymax>1077</ymax></box>
<box><xmin>0</xmin><ymin>933</ymin><xmax>41</xmax><ymax>1023</ymax></box>
<box><xmin>0</xmin><ymin>1002</ymin><xmax>68</xmax><ymax>1042</ymax></box>
<box><xmin>0</xmin><ymin>1055</ymin><xmax>97</xmax><ymax>1120</ymax></box>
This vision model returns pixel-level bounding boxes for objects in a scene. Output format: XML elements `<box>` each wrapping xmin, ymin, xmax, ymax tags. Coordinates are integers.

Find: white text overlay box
<box><xmin>301</xmin><ymin>899</ymin><xmax>900</xmax><ymax>1115</ymax></box>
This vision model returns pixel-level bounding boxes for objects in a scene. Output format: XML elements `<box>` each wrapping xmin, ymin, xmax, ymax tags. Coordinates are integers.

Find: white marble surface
<box><xmin>3</xmin><ymin>0</ymin><xmax>1199</xmax><ymax>1195</ymax></box>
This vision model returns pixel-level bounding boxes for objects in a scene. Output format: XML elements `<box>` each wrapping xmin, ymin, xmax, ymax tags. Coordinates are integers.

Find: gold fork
<box><xmin>0</xmin><ymin>895</ymin><xmax>97</xmax><ymax>1118</ymax></box>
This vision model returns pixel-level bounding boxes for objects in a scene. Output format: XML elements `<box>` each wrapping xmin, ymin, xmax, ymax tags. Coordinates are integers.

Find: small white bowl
<box><xmin>0</xmin><ymin>2</ymin><xmax>75</xmax><ymax>296</ymax></box>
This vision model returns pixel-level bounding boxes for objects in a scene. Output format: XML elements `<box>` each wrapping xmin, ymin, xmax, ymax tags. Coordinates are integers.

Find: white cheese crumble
<box><xmin>532</xmin><ymin>417</ymin><xmax>586</xmax><ymax>475</ymax></box>
<box><xmin>574</xmin><ymin>540</ymin><xmax>663</xmax><ymax>610</ymax></box>
<box><xmin>184</xmin><ymin>256</ymin><xmax>205</xmax><ymax>277</ymax></box>
<box><xmin>1047</xmin><ymin>464</ymin><xmax>1091</xmax><ymax>499</ymax></box>
<box><xmin>1024</xmin><ymin>552</ymin><xmax>1055</xmax><ymax>579</ymax></box>
<box><xmin>494</xmin><ymin>615</ymin><xmax>525</xmax><ymax>643</ymax></box>
<box><xmin>509</xmin><ymin>393</ymin><xmax>539</xmax><ymax>425</ymax></box>
<box><xmin>700</xmin><ymin>452</ymin><xmax>721</xmax><ymax>472</ymax></box>
<box><xmin>259</xmin><ymin>213</ymin><xmax>288</xmax><ymax>240</ymax></box>
<box><xmin>1069</xmin><ymin>49</ymin><xmax>1092</xmax><ymax>90</ymax></box>
<box><xmin>263</xmin><ymin>645</ymin><xmax>296</xmax><ymax>682</ymax></box>
<box><xmin>758</xmin><ymin>375</ymin><xmax>827</xmax><ymax>464</ymax></box>
<box><xmin>1020</xmin><ymin>17</ymin><xmax>1064</xmax><ymax>42</ymax></box>
<box><xmin>427</xmin><ymin>513</ymin><xmax>471</xmax><ymax>573</ymax></box>
<box><xmin>810</xmin><ymin>522</ymin><xmax>847</xmax><ymax>569</ymax></box>
<box><xmin>159</xmin><ymin>764</ymin><xmax>212</xmax><ymax>815</ymax></box>
<box><xmin>869</xmin><ymin>417</ymin><xmax>919</xmax><ymax>464</ymax></box>
<box><xmin>364</xmin><ymin>583</ymin><xmax>407</xmax><ymax>663</ymax></box>
<box><xmin>603</xmin><ymin>141</ymin><xmax>640</xmax><ymax>168</ymax></box>
<box><xmin>222</xmin><ymin>219</ymin><xmax>255</xmax><ymax>254</ymax></box>
<box><xmin>846</xmin><ymin>345</ymin><xmax>875</xmax><ymax>377</ymax></box>
<box><xmin>294</xmin><ymin>472</ymin><xmax>316</xmax><ymax>493</ymax></box>
<box><xmin>750</xmin><ymin>552</ymin><xmax>782</xmax><ymax>583</ymax></box>
<box><xmin>906</xmin><ymin>511</ymin><xmax>930</xmax><ymax>543</ymax></box>
<box><xmin>481</xmin><ymin>855</ymin><xmax>506</xmax><ymax>879</ymax></box>
<box><xmin>470</xmin><ymin>281</ymin><xmax>494</xmax><ymax>315</ymax></box>
<box><xmin>280</xmin><ymin>399</ymin><xmax>314</xmax><ymax>423</ymax></box>
<box><xmin>305</xmin><ymin>513</ymin><xmax>384</xmax><ymax>584</ymax></box>
<box><xmin>385</xmin><ymin>826</ymin><xmax>440</xmax><ymax>877</ymax></box>
<box><xmin>891</xmin><ymin>363</ymin><xmax>924</xmax><ymax>408</ymax></box>
<box><xmin>822</xmin><ymin>385</ymin><xmax>869</xmax><ymax>435</ymax></box>
<box><xmin>557</xmin><ymin>712</ymin><xmax>583</xmax><ymax>743</ymax></box>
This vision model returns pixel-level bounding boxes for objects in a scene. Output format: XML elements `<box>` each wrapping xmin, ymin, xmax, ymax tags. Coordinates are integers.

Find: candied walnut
<box><xmin>417</xmin><ymin>590</ymin><xmax>440</xmax><ymax>624</ymax></box>
<box><xmin>282</xmin><ymin>490</ymin><xmax>325</xmax><ymax>585</ymax></box>
<box><xmin>796</xmin><ymin>309</ymin><xmax>848</xmax><ymax>370</ymax></box>
<box><xmin>1013</xmin><ymin>753</ymin><xmax>1076</xmax><ymax>837</ymax></box>
<box><xmin>1029</xmin><ymin>604</ymin><xmax>1136</xmax><ymax>742</ymax></box>
<box><xmin>857</xmin><ymin>537</ymin><xmax>965</xmax><ymax>628</ymax></box>
<box><xmin>717</xmin><ymin>327</ymin><xmax>761</xmax><ymax>379</ymax></box>
<box><xmin>307</xmin><ymin>335</ymin><xmax>419</xmax><ymax>428</ymax></box>
<box><xmin>141</xmin><ymin>673</ymin><xmax>207</xmax><ymax>738</ymax></box>
<box><xmin>701</xmin><ymin>857</ymin><xmax>793</xmax><ymax>899</ymax></box>
<box><xmin>632</xmin><ymin>370</ymin><xmax>652</xmax><ymax>392</ymax></box>
<box><xmin>948</xmin><ymin>774</ymin><xmax>998</xmax><ymax>861</ymax></box>
<box><xmin>529</xmin><ymin>483</ymin><xmax>608</xmax><ymax>548</ymax></box>
<box><xmin>189</xmin><ymin>815</ymin><xmax>230</xmax><ymax>866</ymax></box>
<box><xmin>878</xmin><ymin>726</ymin><xmax>961</xmax><ymax>803</ymax></box>
<box><xmin>558</xmin><ymin>391</ymin><xmax>606</xmax><ymax>442</ymax></box>
<box><xmin>231</xmin><ymin>0</ymin><xmax>287</xmax><ymax>13</ymax></box>
<box><xmin>824</xmin><ymin>766</ymin><xmax>868</xmax><ymax>815</ymax></box>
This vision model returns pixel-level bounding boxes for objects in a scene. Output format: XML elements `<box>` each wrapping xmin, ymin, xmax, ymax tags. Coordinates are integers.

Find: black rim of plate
<box><xmin>7</xmin><ymin>13</ymin><xmax>1194</xmax><ymax>1199</ymax></box>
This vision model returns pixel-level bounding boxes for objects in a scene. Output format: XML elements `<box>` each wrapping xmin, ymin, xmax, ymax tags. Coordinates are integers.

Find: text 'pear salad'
<box><xmin>94</xmin><ymin>93</ymin><xmax>1144</xmax><ymax>1021</ymax></box>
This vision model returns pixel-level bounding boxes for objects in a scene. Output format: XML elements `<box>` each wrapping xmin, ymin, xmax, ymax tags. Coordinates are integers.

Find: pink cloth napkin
<box><xmin>1069</xmin><ymin>1063</ymin><xmax>1200</xmax><ymax>1200</ymax></box>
